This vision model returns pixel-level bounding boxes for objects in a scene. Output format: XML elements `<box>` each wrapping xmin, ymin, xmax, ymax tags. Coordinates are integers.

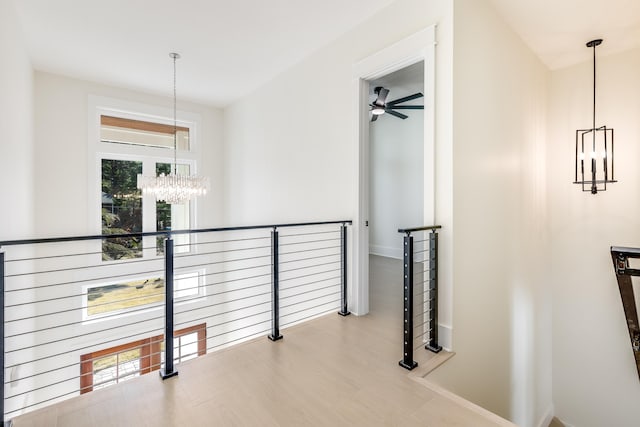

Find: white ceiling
<box><xmin>370</xmin><ymin>61</ymin><xmax>424</xmax><ymax>104</ymax></box>
<box><xmin>12</xmin><ymin>1</ymin><xmax>640</xmax><ymax>107</ymax></box>
<box><xmin>12</xmin><ymin>0</ymin><xmax>395</xmax><ymax>107</ymax></box>
<box><xmin>488</xmin><ymin>0</ymin><xmax>640</xmax><ymax>70</ymax></box>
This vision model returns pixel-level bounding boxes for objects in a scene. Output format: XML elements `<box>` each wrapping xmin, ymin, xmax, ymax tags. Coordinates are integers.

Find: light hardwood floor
<box><xmin>13</xmin><ymin>255</ymin><xmax>515</xmax><ymax>426</ymax></box>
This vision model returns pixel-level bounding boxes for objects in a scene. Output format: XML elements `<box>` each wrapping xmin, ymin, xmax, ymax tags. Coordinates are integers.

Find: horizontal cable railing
<box><xmin>0</xmin><ymin>220</ymin><xmax>352</xmax><ymax>421</ymax></box>
<box><xmin>397</xmin><ymin>225</ymin><xmax>442</xmax><ymax>370</ymax></box>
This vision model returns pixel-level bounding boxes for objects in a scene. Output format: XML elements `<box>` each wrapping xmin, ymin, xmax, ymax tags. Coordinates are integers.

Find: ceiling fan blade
<box><xmin>371</xmin><ymin>113</ymin><xmax>379</xmax><ymax>122</ymax></box>
<box><xmin>387</xmin><ymin>92</ymin><xmax>424</xmax><ymax>106</ymax></box>
<box><xmin>374</xmin><ymin>87</ymin><xmax>389</xmax><ymax>106</ymax></box>
<box><xmin>390</xmin><ymin>105</ymin><xmax>424</xmax><ymax>110</ymax></box>
<box><xmin>385</xmin><ymin>109</ymin><xmax>408</xmax><ymax>120</ymax></box>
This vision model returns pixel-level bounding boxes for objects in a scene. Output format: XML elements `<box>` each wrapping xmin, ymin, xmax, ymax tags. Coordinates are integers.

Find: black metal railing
<box><xmin>398</xmin><ymin>225</ymin><xmax>442</xmax><ymax>371</ymax></box>
<box><xmin>610</xmin><ymin>246</ymin><xmax>640</xmax><ymax>380</ymax></box>
<box><xmin>0</xmin><ymin>220</ymin><xmax>351</xmax><ymax>422</ymax></box>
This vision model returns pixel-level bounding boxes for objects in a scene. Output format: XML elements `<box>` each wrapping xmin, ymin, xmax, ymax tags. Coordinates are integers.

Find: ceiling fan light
<box><xmin>372</xmin><ymin>106</ymin><xmax>385</xmax><ymax>115</ymax></box>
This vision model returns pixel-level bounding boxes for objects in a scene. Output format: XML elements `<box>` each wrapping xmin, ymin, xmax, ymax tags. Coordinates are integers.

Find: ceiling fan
<box><xmin>370</xmin><ymin>86</ymin><xmax>424</xmax><ymax>122</ymax></box>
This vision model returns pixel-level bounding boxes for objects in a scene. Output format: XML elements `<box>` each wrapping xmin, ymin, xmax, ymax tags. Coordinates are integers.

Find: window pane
<box><xmin>118</xmin><ymin>349</ymin><xmax>142</xmax><ymax>380</ymax></box>
<box><xmin>175</xmin><ymin>272</ymin><xmax>200</xmax><ymax>299</ymax></box>
<box><xmin>87</xmin><ymin>277</ymin><xmax>164</xmax><ymax>316</ymax></box>
<box><xmin>92</xmin><ymin>354</ymin><xmax>117</xmax><ymax>387</ymax></box>
<box><xmin>179</xmin><ymin>332</ymin><xmax>199</xmax><ymax>362</ymax></box>
<box><xmin>92</xmin><ymin>348</ymin><xmax>141</xmax><ymax>390</ymax></box>
<box><xmin>100</xmin><ymin>116</ymin><xmax>189</xmax><ymax>150</ymax></box>
<box><xmin>86</xmin><ymin>273</ymin><xmax>198</xmax><ymax>317</ymax></box>
<box><xmin>101</xmin><ymin>159</ymin><xmax>142</xmax><ymax>261</ymax></box>
<box><xmin>156</xmin><ymin>162</ymin><xmax>190</xmax><ymax>255</ymax></box>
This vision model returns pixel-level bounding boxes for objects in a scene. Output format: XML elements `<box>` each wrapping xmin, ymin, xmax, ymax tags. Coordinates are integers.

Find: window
<box><xmin>86</xmin><ymin>277</ymin><xmax>164</xmax><ymax>317</ymax></box>
<box><xmin>85</xmin><ymin>271</ymin><xmax>204</xmax><ymax>319</ymax></box>
<box><xmin>89</xmin><ymin>97</ymin><xmax>202</xmax><ymax>319</ymax></box>
<box><xmin>101</xmin><ymin>159</ymin><xmax>143</xmax><ymax>260</ymax></box>
<box><xmin>91</xmin><ymin>101</ymin><xmax>199</xmax><ymax>262</ymax></box>
<box><xmin>80</xmin><ymin>324</ymin><xmax>206</xmax><ymax>394</ymax></box>
<box><xmin>100</xmin><ymin>154</ymin><xmax>192</xmax><ymax>260</ymax></box>
<box><xmin>100</xmin><ymin>116</ymin><xmax>189</xmax><ymax>150</ymax></box>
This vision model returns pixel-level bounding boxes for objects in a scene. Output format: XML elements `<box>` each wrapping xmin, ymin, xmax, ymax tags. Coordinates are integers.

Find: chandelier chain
<box><xmin>173</xmin><ymin>53</ymin><xmax>178</xmax><ymax>174</ymax></box>
<box><xmin>592</xmin><ymin>42</ymin><xmax>596</xmax><ymax>136</ymax></box>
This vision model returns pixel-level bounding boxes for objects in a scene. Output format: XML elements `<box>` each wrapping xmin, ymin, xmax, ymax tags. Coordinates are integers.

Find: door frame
<box><xmin>351</xmin><ymin>25</ymin><xmax>437</xmax><ymax>315</ymax></box>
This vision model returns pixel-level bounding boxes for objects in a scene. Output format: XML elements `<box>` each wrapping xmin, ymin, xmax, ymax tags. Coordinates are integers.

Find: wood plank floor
<box><xmin>13</xmin><ymin>255</ymin><xmax>515</xmax><ymax>427</ymax></box>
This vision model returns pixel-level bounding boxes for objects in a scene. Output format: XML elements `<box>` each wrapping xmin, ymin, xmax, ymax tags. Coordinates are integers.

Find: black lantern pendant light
<box><xmin>574</xmin><ymin>39</ymin><xmax>616</xmax><ymax>194</ymax></box>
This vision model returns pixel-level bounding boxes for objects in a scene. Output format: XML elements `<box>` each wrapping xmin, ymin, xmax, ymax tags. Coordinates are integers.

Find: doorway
<box><xmin>368</xmin><ymin>62</ymin><xmax>425</xmax><ymax>260</ymax></box>
<box><xmin>367</xmin><ymin>62</ymin><xmax>425</xmax><ymax>314</ymax></box>
<box><xmin>369</xmin><ymin>61</ymin><xmax>424</xmax><ymax>318</ymax></box>
<box><xmin>351</xmin><ymin>25</ymin><xmax>436</xmax><ymax>316</ymax></box>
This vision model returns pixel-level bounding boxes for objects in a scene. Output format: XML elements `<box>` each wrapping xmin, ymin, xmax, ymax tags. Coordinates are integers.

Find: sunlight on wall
<box><xmin>511</xmin><ymin>283</ymin><xmax>534</xmax><ymax>426</ymax></box>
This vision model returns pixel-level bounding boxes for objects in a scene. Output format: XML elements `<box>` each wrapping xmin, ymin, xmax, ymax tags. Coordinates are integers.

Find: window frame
<box><xmin>80</xmin><ymin>323</ymin><xmax>206</xmax><ymax>394</ymax></box>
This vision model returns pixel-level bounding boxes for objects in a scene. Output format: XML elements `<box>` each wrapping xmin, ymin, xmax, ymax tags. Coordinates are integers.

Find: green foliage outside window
<box><xmin>101</xmin><ymin>159</ymin><xmax>143</xmax><ymax>261</ymax></box>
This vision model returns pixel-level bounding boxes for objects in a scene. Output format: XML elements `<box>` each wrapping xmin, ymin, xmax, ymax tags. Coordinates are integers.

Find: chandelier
<box><xmin>137</xmin><ymin>52</ymin><xmax>209</xmax><ymax>204</ymax></box>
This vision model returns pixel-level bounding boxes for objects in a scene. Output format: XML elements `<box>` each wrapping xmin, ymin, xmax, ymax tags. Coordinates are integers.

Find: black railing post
<box><xmin>268</xmin><ymin>228</ymin><xmax>283</xmax><ymax>341</ymax></box>
<box><xmin>426</xmin><ymin>230</ymin><xmax>442</xmax><ymax>353</ymax></box>
<box><xmin>399</xmin><ymin>233</ymin><xmax>417</xmax><ymax>370</ymax></box>
<box><xmin>160</xmin><ymin>236</ymin><xmax>178</xmax><ymax>379</ymax></box>
<box><xmin>338</xmin><ymin>224</ymin><xmax>350</xmax><ymax>316</ymax></box>
<box><xmin>0</xmin><ymin>250</ymin><xmax>5</xmax><ymax>424</ymax></box>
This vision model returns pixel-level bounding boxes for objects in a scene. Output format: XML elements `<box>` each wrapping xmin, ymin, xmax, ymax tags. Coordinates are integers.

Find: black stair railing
<box><xmin>398</xmin><ymin>225</ymin><xmax>442</xmax><ymax>371</ymax></box>
<box><xmin>610</xmin><ymin>246</ymin><xmax>640</xmax><ymax>380</ymax></box>
<box><xmin>0</xmin><ymin>220</ymin><xmax>351</xmax><ymax>422</ymax></box>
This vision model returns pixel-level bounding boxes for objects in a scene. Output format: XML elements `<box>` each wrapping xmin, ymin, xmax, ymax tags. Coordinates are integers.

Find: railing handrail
<box><xmin>397</xmin><ymin>225</ymin><xmax>442</xmax><ymax>234</ymax></box>
<box><xmin>0</xmin><ymin>220</ymin><xmax>353</xmax><ymax>247</ymax></box>
<box><xmin>611</xmin><ymin>246</ymin><xmax>640</xmax><ymax>257</ymax></box>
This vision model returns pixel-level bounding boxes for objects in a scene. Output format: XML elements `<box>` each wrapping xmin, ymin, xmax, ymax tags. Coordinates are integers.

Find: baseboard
<box><xmin>536</xmin><ymin>404</ymin><xmax>554</xmax><ymax>427</ymax></box>
<box><xmin>369</xmin><ymin>244</ymin><xmax>402</xmax><ymax>259</ymax></box>
<box><xmin>438</xmin><ymin>323</ymin><xmax>453</xmax><ymax>352</ymax></box>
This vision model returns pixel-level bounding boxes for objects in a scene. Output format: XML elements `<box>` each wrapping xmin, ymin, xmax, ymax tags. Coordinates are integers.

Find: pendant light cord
<box><xmin>592</xmin><ymin>43</ymin><xmax>597</xmax><ymax>132</ymax></box>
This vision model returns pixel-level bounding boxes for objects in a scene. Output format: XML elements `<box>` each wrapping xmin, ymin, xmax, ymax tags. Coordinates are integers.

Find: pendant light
<box><xmin>574</xmin><ymin>39</ymin><xmax>616</xmax><ymax>194</ymax></box>
<box><xmin>137</xmin><ymin>53</ymin><xmax>209</xmax><ymax>204</ymax></box>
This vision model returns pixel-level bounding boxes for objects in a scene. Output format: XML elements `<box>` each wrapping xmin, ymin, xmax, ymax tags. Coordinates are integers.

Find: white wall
<box><xmin>369</xmin><ymin>105</ymin><xmax>424</xmax><ymax>259</ymax></box>
<box><xmin>223</xmin><ymin>0</ymin><xmax>453</xmax><ymax>320</ymax></box>
<box><xmin>222</xmin><ymin>0</ymin><xmax>453</xmax><ymax>229</ymax></box>
<box><xmin>427</xmin><ymin>1</ymin><xmax>552</xmax><ymax>427</ymax></box>
<box><xmin>0</xmin><ymin>0</ymin><xmax>34</xmax><ymax>240</ymax></box>
<box><xmin>222</xmin><ymin>0</ymin><xmax>555</xmax><ymax>424</ymax></box>
<box><xmin>33</xmin><ymin>72</ymin><xmax>225</xmax><ymax>237</ymax></box>
<box><xmin>548</xmin><ymin>47</ymin><xmax>640</xmax><ymax>427</ymax></box>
